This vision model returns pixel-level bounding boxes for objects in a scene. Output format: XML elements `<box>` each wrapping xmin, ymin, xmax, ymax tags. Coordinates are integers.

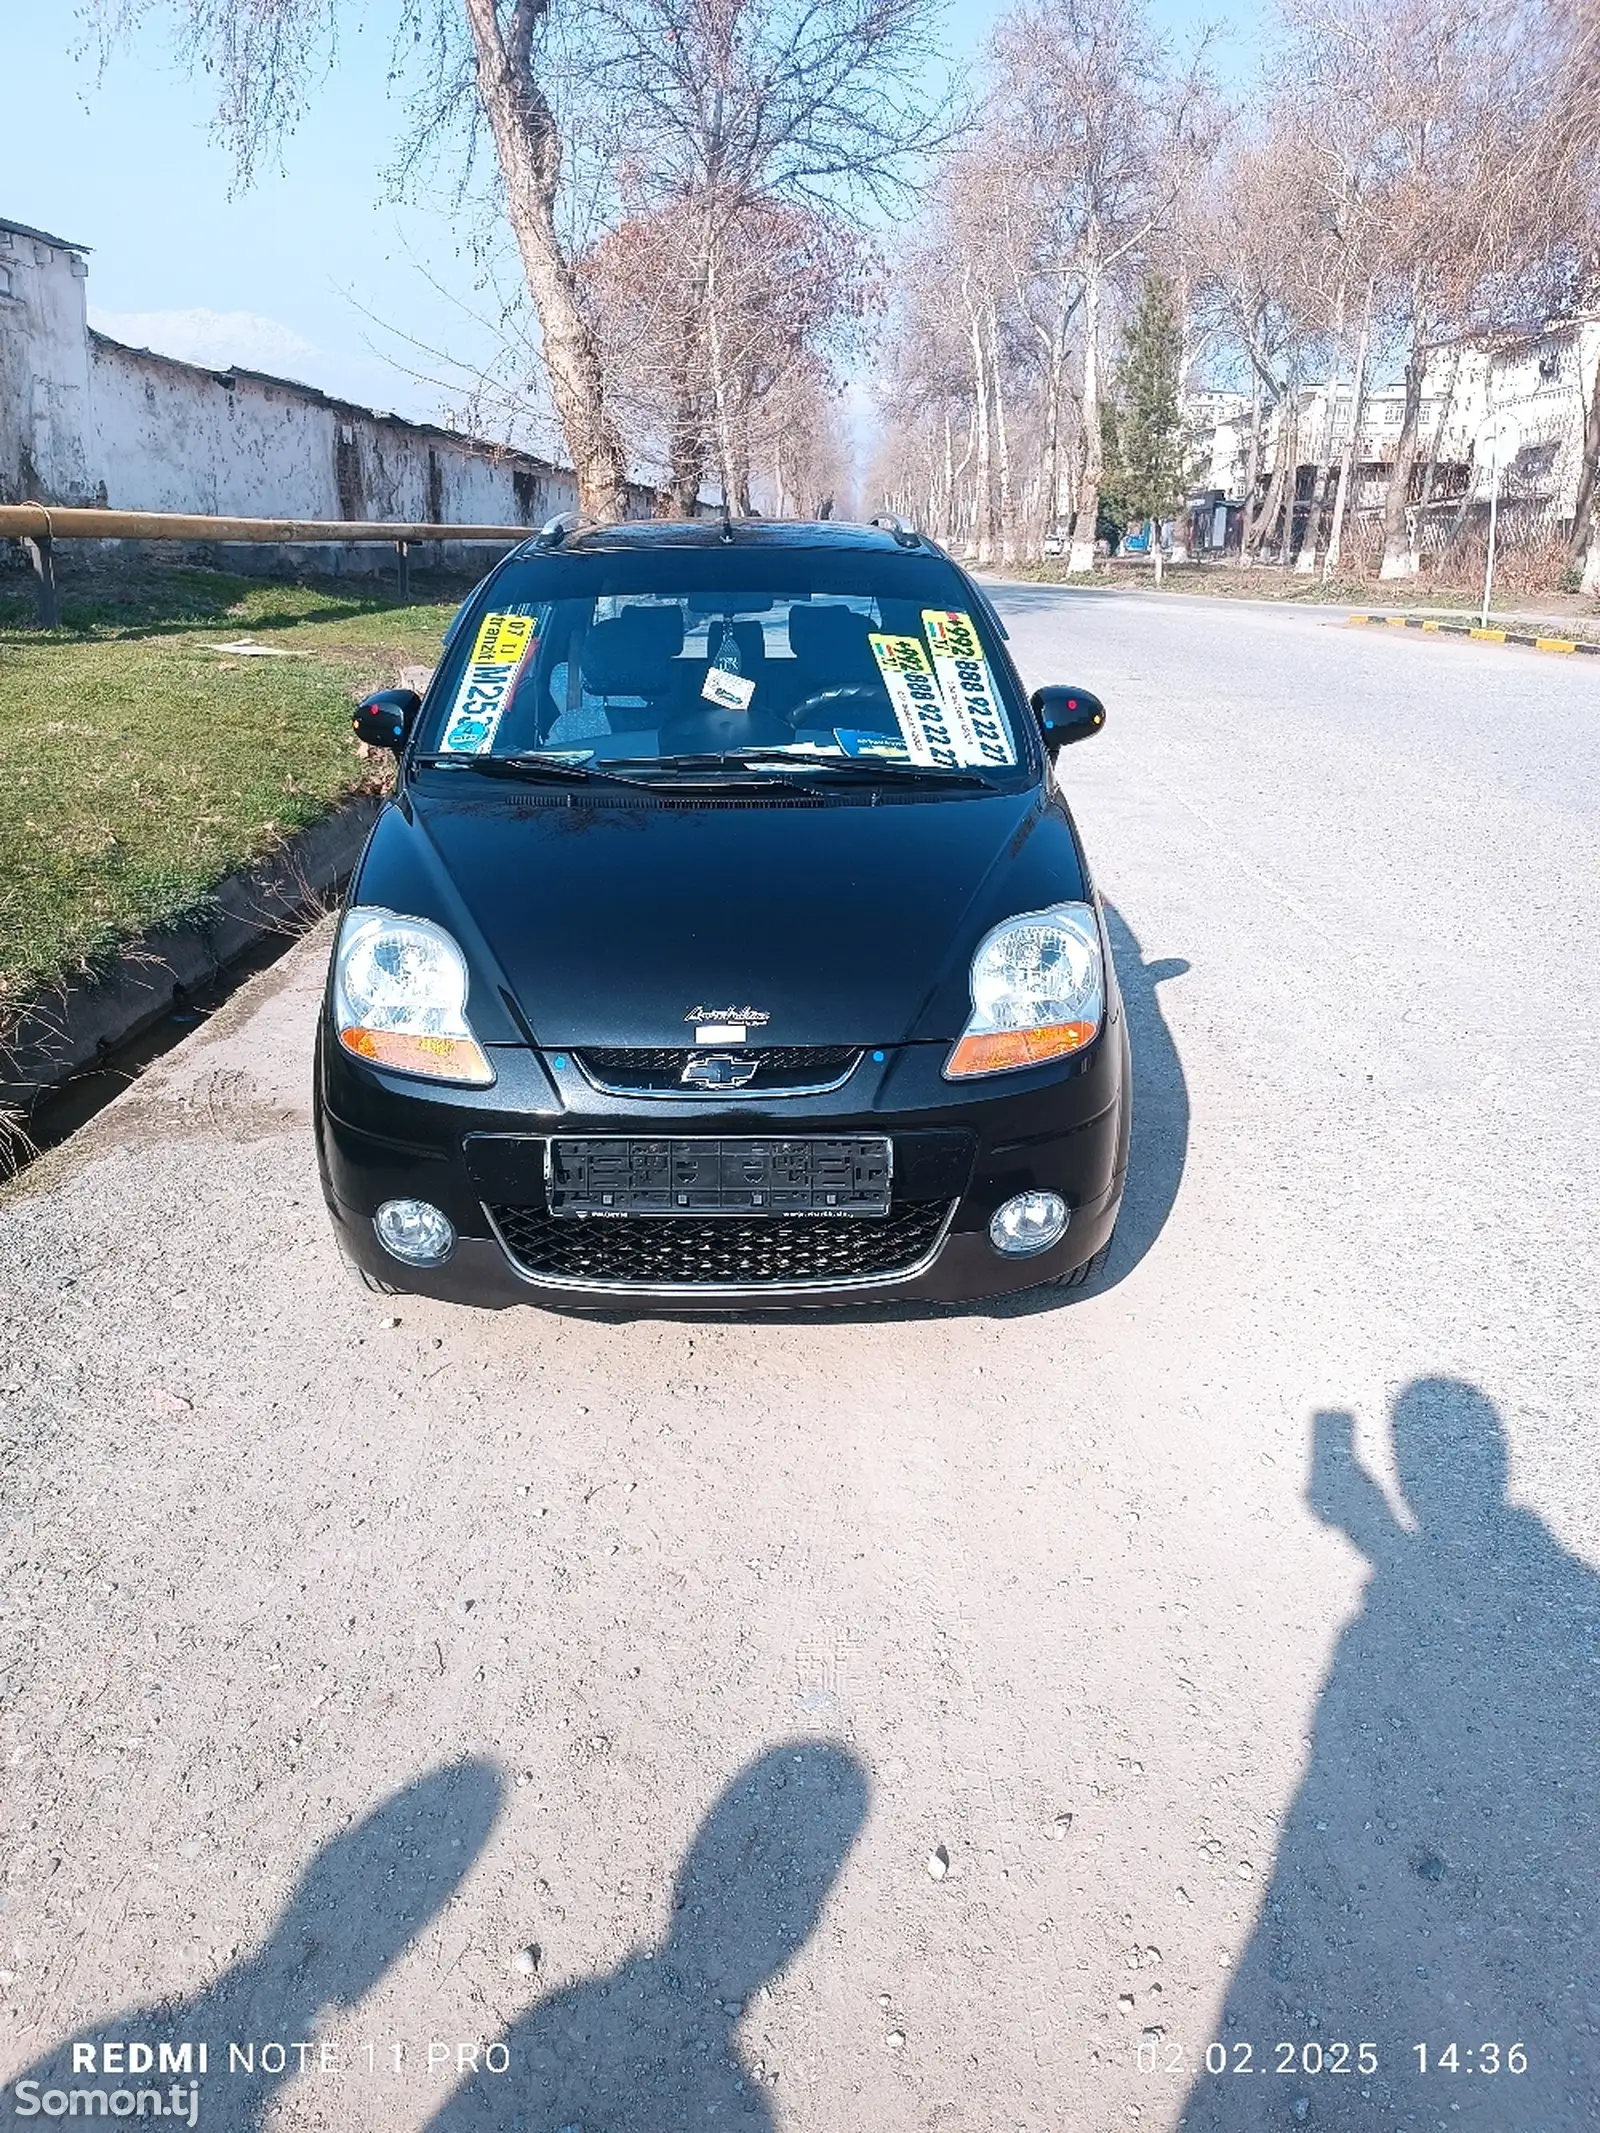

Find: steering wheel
<box><xmin>790</xmin><ymin>684</ymin><xmax>889</xmax><ymax>728</ymax></box>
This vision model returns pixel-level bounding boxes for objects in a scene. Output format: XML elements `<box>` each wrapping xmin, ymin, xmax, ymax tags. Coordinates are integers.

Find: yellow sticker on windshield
<box><xmin>868</xmin><ymin>633</ymin><xmax>962</xmax><ymax>768</ymax></box>
<box><xmin>922</xmin><ymin>610</ymin><xmax>1015</xmax><ymax>767</ymax></box>
<box><xmin>440</xmin><ymin>610</ymin><xmax>539</xmax><ymax>754</ymax></box>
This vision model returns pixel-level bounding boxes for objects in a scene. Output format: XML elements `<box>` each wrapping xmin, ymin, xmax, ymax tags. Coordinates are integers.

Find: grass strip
<box><xmin>0</xmin><ymin>564</ymin><xmax>462</xmax><ymax>1021</ymax></box>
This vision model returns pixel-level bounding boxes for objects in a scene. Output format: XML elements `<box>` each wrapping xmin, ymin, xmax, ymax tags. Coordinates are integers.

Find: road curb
<box><xmin>1347</xmin><ymin>614</ymin><xmax>1600</xmax><ymax>656</ymax></box>
<box><xmin>0</xmin><ymin>793</ymin><xmax>383</xmax><ymax>1110</ymax></box>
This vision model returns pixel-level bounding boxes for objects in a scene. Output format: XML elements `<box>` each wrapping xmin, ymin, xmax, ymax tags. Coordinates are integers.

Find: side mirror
<box><xmin>353</xmin><ymin>687</ymin><xmax>422</xmax><ymax>755</ymax></box>
<box><xmin>1031</xmin><ymin>685</ymin><xmax>1106</xmax><ymax>755</ymax></box>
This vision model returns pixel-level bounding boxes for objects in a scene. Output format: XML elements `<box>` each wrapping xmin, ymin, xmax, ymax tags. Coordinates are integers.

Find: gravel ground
<box><xmin>1</xmin><ymin>588</ymin><xmax>1596</xmax><ymax>2133</ymax></box>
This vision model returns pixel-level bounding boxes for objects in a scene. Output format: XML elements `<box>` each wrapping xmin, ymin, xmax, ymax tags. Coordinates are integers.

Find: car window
<box><xmin>415</xmin><ymin>550</ymin><xmax>1033</xmax><ymax>781</ymax></box>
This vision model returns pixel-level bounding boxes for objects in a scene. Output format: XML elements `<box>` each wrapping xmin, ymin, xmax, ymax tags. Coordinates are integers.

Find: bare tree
<box><xmin>708</xmin><ymin>207</ymin><xmax>878</xmax><ymax>512</ymax></box>
<box><xmin>873</xmin><ymin>223</ymin><xmax>983</xmax><ymax>543</ymax></box>
<box><xmin>987</xmin><ymin>0</ymin><xmax>1216</xmax><ymax>571</ymax></box>
<box><xmin>1281</xmin><ymin>93</ymin><xmax>1385</xmax><ymax>572</ymax></box>
<box><xmin>581</xmin><ymin>204</ymin><xmax>712</xmax><ymax>510</ymax></box>
<box><xmin>1575</xmin><ymin>315</ymin><xmax>1600</xmax><ymax>596</ymax></box>
<box><xmin>461</xmin><ymin>0</ymin><xmax>633</xmax><ymax>514</ymax></box>
<box><xmin>583</xmin><ymin>197</ymin><xmax>872</xmax><ymax>512</ymax></box>
<box><xmin>1195</xmin><ymin>127</ymin><xmax>1325</xmax><ymax>561</ymax></box>
<box><xmin>89</xmin><ymin>0</ymin><xmax>634</xmax><ymax>513</ymax></box>
<box><xmin>579</xmin><ymin>0</ymin><xmax>950</xmax><ymax>504</ymax></box>
<box><xmin>1282</xmin><ymin>0</ymin><xmax>1547</xmax><ymax>579</ymax></box>
<box><xmin>87</xmin><ymin>0</ymin><xmax>945</xmax><ymax>520</ymax></box>
<box><xmin>1530</xmin><ymin>0</ymin><xmax>1600</xmax><ymax>592</ymax></box>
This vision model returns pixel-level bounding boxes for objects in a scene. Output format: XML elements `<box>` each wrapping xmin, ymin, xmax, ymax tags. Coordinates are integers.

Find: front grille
<box><xmin>489</xmin><ymin>1199</ymin><xmax>952</xmax><ymax>1289</ymax></box>
<box><xmin>574</xmin><ymin>1044</ymin><xmax>861</xmax><ymax>1094</ymax></box>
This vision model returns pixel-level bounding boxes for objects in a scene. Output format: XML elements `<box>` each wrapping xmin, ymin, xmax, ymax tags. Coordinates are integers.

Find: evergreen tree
<box><xmin>1096</xmin><ymin>396</ymin><xmax>1130</xmax><ymax>554</ymax></box>
<box><xmin>1114</xmin><ymin>275</ymin><xmax>1187</xmax><ymax>584</ymax></box>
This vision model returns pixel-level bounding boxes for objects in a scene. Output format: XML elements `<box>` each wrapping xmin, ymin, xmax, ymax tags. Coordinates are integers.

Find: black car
<box><xmin>316</xmin><ymin>515</ymin><xmax>1128</xmax><ymax>1310</ymax></box>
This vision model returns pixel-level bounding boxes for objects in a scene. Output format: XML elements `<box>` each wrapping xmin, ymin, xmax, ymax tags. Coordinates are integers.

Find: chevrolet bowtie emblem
<box><xmin>680</xmin><ymin>1052</ymin><xmax>761</xmax><ymax>1089</ymax></box>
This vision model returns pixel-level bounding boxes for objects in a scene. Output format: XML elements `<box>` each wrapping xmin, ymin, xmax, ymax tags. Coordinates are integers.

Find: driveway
<box><xmin>2</xmin><ymin>588</ymin><xmax>1596</xmax><ymax>2132</ymax></box>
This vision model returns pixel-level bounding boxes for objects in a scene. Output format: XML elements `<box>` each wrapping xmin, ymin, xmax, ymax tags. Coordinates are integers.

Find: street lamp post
<box><xmin>1475</xmin><ymin>413</ymin><xmax>1521</xmax><ymax>630</ymax></box>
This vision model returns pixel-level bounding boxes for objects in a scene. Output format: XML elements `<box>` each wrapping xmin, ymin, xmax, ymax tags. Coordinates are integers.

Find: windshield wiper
<box><xmin>604</xmin><ymin>750</ymin><xmax>997</xmax><ymax>789</ymax></box>
<box><xmin>745</xmin><ymin>751</ymin><xmax>996</xmax><ymax>788</ymax></box>
<box><xmin>412</xmin><ymin>751</ymin><xmax>650</xmax><ymax>788</ymax></box>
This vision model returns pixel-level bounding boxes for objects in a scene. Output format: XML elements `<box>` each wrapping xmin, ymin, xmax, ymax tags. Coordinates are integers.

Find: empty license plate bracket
<box><xmin>546</xmin><ymin>1136</ymin><xmax>892</xmax><ymax>1217</ymax></box>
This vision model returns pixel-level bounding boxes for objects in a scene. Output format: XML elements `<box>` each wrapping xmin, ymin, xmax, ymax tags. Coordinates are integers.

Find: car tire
<box><xmin>351</xmin><ymin>1264</ymin><xmax>402</xmax><ymax>1296</ymax></box>
<box><xmin>334</xmin><ymin>1229</ymin><xmax>401</xmax><ymax>1296</ymax></box>
<box><xmin>1052</xmin><ymin>1232</ymin><xmax>1115</xmax><ymax>1290</ymax></box>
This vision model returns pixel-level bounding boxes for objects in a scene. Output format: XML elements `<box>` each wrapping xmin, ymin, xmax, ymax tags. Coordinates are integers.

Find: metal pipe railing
<box><xmin>0</xmin><ymin>503</ymin><xmax>538</xmax><ymax>625</ymax></box>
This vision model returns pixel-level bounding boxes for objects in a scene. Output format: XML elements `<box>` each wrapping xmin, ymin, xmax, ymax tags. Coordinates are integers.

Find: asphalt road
<box><xmin>2</xmin><ymin>589</ymin><xmax>1597</xmax><ymax>2133</ymax></box>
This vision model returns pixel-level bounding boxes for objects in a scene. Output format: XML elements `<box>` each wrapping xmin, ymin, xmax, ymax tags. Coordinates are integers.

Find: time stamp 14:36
<box><xmin>1138</xmin><ymin>2039</ymin><xmax>1531</xmax><ymax>2077</ymax></box>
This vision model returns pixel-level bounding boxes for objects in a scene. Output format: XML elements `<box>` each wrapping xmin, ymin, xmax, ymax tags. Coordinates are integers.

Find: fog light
<box><xmin>374</xmin><ymin>1198</ymin><xmax>456</xmax><ymax>1266</ymax></box>
<box><xmin>989</xmin><ymin>1190</ymin><xmax>1068</xmax><ymax>1257</ymax></box>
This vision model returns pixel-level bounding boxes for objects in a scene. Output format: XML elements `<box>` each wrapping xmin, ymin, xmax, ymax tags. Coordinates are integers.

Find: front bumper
<box><xmin>315</xmin><ymin>1018</ymin><xmax>1129</xmax><ymax>1312</ymax></box>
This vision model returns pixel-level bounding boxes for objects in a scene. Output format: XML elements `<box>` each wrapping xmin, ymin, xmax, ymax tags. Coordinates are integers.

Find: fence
<box><xmin>0</xmin><ymin>503</ymin><xmax>540</xmax><ymax>626</ymax></box>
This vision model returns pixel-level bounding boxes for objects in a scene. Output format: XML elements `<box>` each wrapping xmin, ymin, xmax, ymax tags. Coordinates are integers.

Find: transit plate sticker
<box><xmin>440</xmin><ymin>610</ymin><xmax>539</xmax><ymax>754</ymax></box>
<box><xmin>867</xmin><ymin>632</ymin><xmax>963</xmax><ymax>767</ymax></box>
<box><xmin>921</xmin><ymin>609</ymin><xmax>1016</xmax><ymax>766</ymax></box>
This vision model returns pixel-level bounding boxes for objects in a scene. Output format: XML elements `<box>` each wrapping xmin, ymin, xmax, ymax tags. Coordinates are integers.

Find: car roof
<box><xmin>528</xmin><ymin>517</ymin><xmax>941</xmax><ymax>557</ymax></box>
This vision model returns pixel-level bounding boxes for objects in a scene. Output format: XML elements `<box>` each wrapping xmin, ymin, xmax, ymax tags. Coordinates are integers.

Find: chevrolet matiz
<box><xmin>315</xmin><ymin>515</ymin><xmax>1129</xmax><ymax>1309</ymax></box>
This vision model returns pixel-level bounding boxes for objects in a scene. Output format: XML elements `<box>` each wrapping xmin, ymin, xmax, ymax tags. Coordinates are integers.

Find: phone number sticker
<box><xmin>922</xmin><ymin>609</ymin><xmax>1015</xmax><ymax>767</ymax></box>
<box><xmin>868</xmin><ymin>632</ymin><xmax>962</xmax><ymax>767</ymax></box>
<box><xmin>440</xmin><ymin>610</ymin><xmax>539</xmax><ymax>754</ymax></box>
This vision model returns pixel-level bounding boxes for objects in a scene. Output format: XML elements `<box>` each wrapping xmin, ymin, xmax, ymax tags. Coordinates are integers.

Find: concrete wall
<box><xmin>84</xmin><ymin>335</ymin><xmax>595</xmax><ymax>571</ymax></box>
<box><xmin>0</xmin><ymin>220</ymin><xmax>97</xmax><ymax>506</ymax></box>
<box><xmin>1</xmin><ymin>210</ymin><xmax>654</xmax><ymax>571</ymax></box>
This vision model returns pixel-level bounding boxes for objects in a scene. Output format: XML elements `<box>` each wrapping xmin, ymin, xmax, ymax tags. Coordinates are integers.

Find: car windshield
<box><xmin>413</xmin><ymin>545</ymin><xmax>1032</xmax><ymax>782</ymax></box>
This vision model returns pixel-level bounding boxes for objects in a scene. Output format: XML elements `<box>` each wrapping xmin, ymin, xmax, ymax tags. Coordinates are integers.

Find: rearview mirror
<box><xmin>353</xmin><ymin>687</ymin><xmax>422</xmax><ymax>754</ymax></box>
<box><xmin>1031</xmin><ymin>685</ymin><xmax>1106</xmax><ymax>755</ymax></box>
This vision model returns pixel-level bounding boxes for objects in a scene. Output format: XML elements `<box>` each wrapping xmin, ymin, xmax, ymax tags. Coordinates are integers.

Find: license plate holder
<box><xmin>546</xmin><ymin>1136</ymin><xmax>892</xmax><ymax>1217</ymax></box>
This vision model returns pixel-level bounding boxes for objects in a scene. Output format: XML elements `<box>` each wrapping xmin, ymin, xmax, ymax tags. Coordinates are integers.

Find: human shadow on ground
<box><xmin>3</xmin><ymin>1760</ymin><xmax>501</xmax><ymax>2132</ymax></box>
<box><xmin>1179</xmin><ymin>1379</ymin><xmax>1599</xmax><ymax>2131</ymax></box>
<box><xmin>425</xmin><ymin>1741</ymin><xmax>869</xmax><ymax>2133</ymax></box>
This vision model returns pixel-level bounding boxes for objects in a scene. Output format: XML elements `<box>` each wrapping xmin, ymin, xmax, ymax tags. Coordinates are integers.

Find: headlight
<box><xmin>944</xmin><ymin>902</ymin><xmax>1103</xmax><ymax>1078</ymax></box>
<box><xmin>333</xmin><ymin>908</ymin><xmax>495</xmax><ymax>1085</ymax></box>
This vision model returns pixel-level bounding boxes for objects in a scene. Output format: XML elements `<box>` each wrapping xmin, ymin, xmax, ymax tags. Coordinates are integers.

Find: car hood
<box><xmin>353</xmin><ymin>779</ymin><xmax>1089</xmax><ymax>1048</ymax></box>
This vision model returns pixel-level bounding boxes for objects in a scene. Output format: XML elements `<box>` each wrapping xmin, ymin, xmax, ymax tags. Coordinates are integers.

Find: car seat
<box><xmin>785</xmin><ymin>603</ymin><xmax>897</xmax><ymax>734</ymax></box>
<box><xmin>578</xmin><ymin>605</ymin><xmax>686</xmax><ymax>728</ymax></box>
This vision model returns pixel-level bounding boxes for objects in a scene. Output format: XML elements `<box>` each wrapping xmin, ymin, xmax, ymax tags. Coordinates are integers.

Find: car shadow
<box><xmin>3</xmin><ymin>1761</ymin><xmax>503</xmax><ymax>2132</ymax></box>
<box><xmin>1178</xmin><ymin>1378</ymin><xmax>1600</xmax><ymax>2130</ymax></box>
<box><xmin>423</xmin><ymin>1740</ymin><xmax>869</xmax><ymax>2132</ymax></box>
<box><xmin>1093</xmin><ymin>902</ymin><xmax>1190</xmax><ymax>1278</ymax></box>
<box><xmin>588</xmin><ymin>898</ymin><xmax>1190</xmax><ymax>1327</ymax></box>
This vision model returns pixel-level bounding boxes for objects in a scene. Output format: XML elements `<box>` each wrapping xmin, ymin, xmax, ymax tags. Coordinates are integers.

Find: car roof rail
<box><xmin>869</xmin><ymin>512</ymin><xmax>923</xmax><ymax>550</ymax></box>
<box><xmin>533</xmin><ymin>510</ymin><xmax>587</xmax><ymax>549</ymax></box>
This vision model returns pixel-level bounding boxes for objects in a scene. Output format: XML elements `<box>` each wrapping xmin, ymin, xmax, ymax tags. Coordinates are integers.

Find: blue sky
<box><xmin>1</xmin><ymin>0</ymin><xmax>1269</xmax><ymax>443</ymax></box>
